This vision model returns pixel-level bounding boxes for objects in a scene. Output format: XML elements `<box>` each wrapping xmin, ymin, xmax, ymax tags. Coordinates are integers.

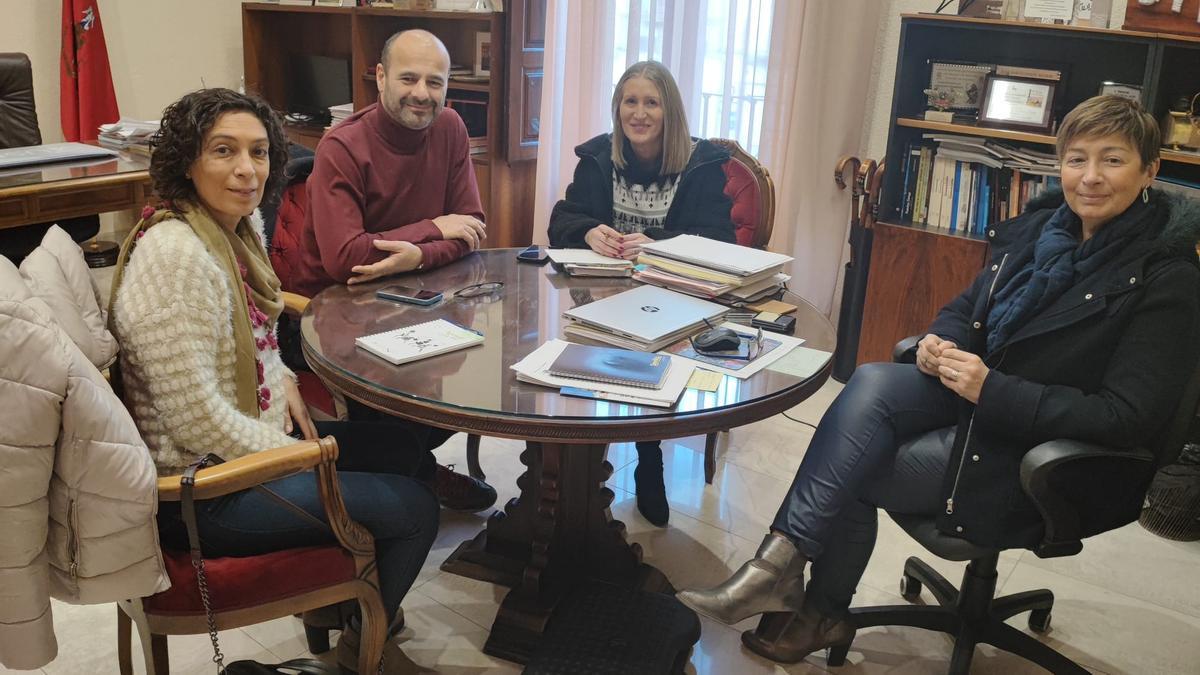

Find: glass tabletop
<box><xmin>301</xmin><ymin>248</ymin><xmax>835</xmax><ymax>422</ymax></box>
<box><xmin>0</xmin><ymin>151</ymin><xmax>150</xmax><ymax>191</ymax></box>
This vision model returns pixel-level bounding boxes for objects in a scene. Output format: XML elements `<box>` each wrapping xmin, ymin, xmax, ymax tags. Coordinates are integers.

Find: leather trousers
<box><xmin>771</xmin><ymin>362</ymin><xmax>958</xmax><ymax>617</ymax></box>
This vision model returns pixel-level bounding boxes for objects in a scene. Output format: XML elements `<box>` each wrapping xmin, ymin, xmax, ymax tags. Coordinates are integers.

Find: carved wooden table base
<box><xmin>441</xmin><ymin>440</ymin><xmax>670</xmax><ymax>663</ymax></box>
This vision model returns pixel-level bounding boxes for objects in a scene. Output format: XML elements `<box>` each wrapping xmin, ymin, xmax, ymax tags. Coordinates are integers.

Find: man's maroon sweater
<box><xmin>293</xmin><ymin>103</ymin><xmax>484</xmax><ymax>297</ymax></box>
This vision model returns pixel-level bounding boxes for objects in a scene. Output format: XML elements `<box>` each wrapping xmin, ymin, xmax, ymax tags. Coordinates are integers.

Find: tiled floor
<box><xmin>11</xmin><ymin>379</ymin><xmax>1200</xmax><ymax>674</ymax></box>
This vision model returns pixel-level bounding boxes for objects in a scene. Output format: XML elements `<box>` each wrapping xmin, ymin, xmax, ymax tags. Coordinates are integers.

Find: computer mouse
<box><xmin>693</xmin><ymin>326</ymin><xmax>742</xmax><ymax>352</ymax></box>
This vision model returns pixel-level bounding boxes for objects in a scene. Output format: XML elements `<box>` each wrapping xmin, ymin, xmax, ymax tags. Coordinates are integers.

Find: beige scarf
<box><xmin>110</xmin><ymin>202</ymin><xmax>283</xmax><ymax>418</ymax></box>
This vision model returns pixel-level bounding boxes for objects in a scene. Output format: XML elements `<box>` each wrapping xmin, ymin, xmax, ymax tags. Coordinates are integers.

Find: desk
<box><xmin>0</xmin><ymin>152</ymin><xmax>151</xmax><ymax>230</ymax></box>
<box><xmin>300</xmin><ymin>249</ymin><xmax>835</xmax><ymax>662</ymax></box>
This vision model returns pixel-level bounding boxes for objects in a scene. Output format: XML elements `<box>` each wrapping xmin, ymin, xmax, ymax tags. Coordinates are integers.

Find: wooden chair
<box><xmin>112</xmin><ymin>297</ymin><xmax>387</xmax><ymax>675</ymax></box>
<box><xmin>116</xmin><ymin>437</ymin><xmax>387</xmax><ymax>675</ymax></box>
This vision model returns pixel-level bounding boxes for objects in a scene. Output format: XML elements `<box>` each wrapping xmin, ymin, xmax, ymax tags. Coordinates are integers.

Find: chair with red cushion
<box><xmin>695</xmin><ymin>138</ymin><xmax>778</xmax><ymax>483</ymax></box>
<box><xmin>115</xmin><ymin>437</ymin><xmax>387</xmax><ymax>675</ymax></box>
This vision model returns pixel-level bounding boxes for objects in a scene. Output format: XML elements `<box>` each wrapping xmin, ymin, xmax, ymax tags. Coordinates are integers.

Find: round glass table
<box><xmin>301</xmin><ymin>248</ymin><xmax>835</xmax><ymax>661</ymax></box>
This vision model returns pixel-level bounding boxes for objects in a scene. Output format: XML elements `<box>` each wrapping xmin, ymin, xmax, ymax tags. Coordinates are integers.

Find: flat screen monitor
<box><xmin>287</xmin><ymin>55</ymin><xmax>351</xmax><ymax>118</ymax></box>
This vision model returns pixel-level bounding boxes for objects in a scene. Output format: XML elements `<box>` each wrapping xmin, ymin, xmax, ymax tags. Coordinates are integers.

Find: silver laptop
<box><xmin>0</xmin><ymin>143</ymin><xmax>117</xmax><ymax>170</ymax></box>
<box><xmin>563</xmin><ymin>285</ymin><xmax>727</xmax><ymax>344</ymax></box>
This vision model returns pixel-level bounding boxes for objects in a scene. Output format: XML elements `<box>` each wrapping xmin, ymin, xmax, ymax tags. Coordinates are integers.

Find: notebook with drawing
<box><xmin>355</xmin><ymin>319</ymin><xmax>483</xmax><ymax>365</ymax></box>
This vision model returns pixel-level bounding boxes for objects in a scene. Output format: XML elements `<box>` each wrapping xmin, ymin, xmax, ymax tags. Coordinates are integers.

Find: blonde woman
<box><xmin>549</xmin><ymin>60</ymin><xmax>736</xmax><ymax>526</ymax></box>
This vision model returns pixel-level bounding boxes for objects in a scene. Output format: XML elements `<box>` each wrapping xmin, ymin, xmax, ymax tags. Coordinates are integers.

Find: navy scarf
<box><xmin>986</xmin><ymin>197</ymin><xmax>1151</xmax><ymax>353</ymax></box>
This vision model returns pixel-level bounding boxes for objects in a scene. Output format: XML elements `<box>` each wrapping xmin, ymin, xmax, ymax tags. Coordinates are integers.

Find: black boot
<box><xmin>634</xmin><ymin>441</ymin><xmax>669</xmax><ymax>526</ymax></box>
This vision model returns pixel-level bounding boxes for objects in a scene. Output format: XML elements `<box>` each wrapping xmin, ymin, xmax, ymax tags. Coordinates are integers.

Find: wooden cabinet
<box><xmin>242</xmin><ymin>1</ymin><xmax>545</xmax><ymax>248</ymax></box>
<box><xmin>858</xmin><ymin>14</ymin><xmax>1200</xmax><ymax>365</ymax></box>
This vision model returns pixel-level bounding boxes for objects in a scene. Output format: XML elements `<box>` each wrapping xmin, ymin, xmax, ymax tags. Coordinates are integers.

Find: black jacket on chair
<box><xmin>916</xmin><ymin>189</ymin><xmax>1200</xmax><ymax>549</ymax></box>
<box><xmin>547</xmin><ymin>133</ymin><xmax>735</xmax><ymax>247</ymax></box>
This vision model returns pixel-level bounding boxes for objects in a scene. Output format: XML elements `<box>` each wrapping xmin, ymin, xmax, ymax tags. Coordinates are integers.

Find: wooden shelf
<box><xmin>356</xmin><ymin>6</ymin><xmax>496</xmax><ymax>20</ymax></box>
<box><xmin>448</xmin><ymin>80</ymin><xmax>491</xmax><ymax>92</ymax></box>
<box><xmin>875</xmin><ymin>219</ymin><xmax>990</xmax><ymax>243</ymax></box>
<box><xmin>898</xmin><ymin>118</ymin><xmax>1200</xmax><ymax>165</ymax></box>
<box><xmin>242</xmin><ymin>3</ymin><xmax>354</xmax><ymax>15</ymax></box>
<box><xmin>901</xmin><ymin>12</ymin><xmax>1160</xmax><ymax>39</ymax></box>
<box><xmin>1163</xmin><ymin>149</ymin><xmax>1200</xmax><ymax>166</ymax></box>
<box><xmin>896</xmin><ymin>117</ymin><xmax>1056</xmax><ymax>146</ymax></box>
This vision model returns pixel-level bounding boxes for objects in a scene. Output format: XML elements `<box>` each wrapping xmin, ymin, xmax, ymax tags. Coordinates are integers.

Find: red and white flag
<box><xmin>60</xmin><ymin>0</ymin><xmax>119</xmax><ymax>142</ymax></box>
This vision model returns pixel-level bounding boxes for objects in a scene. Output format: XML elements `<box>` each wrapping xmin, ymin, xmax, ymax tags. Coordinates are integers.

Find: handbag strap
<box><xmin>180</xmin><ymin>453</ymin><xmax>337</xmax><ymax>674</ymax></box>
<box><xmin>181</xmin><ymin>453</ymin><xmax>228</xmax><ymax>673</ymax></box>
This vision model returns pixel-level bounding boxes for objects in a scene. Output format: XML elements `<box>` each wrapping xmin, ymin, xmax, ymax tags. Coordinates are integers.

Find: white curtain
<box><xmin>531</xmin><ymin>1</ymin><xmax>616</xmax><ymax>245</ymax></box>
<box><xmin>532</xmin><ymin>0</ymin><xmax>774</xmax><ymax>244</ymax></box>
<box><xmin>758</xmin><ymin>0</ymin><xmax>885</xmax><ymax>317</ymax></box>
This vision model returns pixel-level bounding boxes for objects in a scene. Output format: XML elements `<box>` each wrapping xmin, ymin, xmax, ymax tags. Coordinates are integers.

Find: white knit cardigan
<box><xmin>112</xmin><ymin>215</ymin><xmax>296</xmax><ymax>473</ymax></box>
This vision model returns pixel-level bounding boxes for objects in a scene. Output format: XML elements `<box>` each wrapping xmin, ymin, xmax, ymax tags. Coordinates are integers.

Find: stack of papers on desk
<box><xmin>98</xmin><ymin>118</ymin><xmax>158</xmax><ymax>158</ymax></box>
<box><xmin>328</xmin><ymin>103</ymin><xmax>354</xmax><ymax>129</ymax></box>
<box><xmin>513</xmin><ymin>340</ymin><xmax>693</xmax><ymax>408</ymax></box>
<box><xmin>634</xmin><ymin>235</ymin><xmax>792</xmax><ymax>302</ymax></box>
<box><xmin>546</xmin><ymin>248</ymin><xmax>633</xmax><ymax>277</ymax></box>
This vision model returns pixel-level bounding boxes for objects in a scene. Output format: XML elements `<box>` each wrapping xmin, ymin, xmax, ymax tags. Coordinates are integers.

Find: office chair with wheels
<box><xmin>823</xmin><ymin>335</ymin><xmax>1200</xmax><ymax>674</ymax></box>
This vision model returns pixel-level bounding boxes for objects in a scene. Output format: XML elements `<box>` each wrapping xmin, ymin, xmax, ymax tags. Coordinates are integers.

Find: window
<box><xmin>611</xmin><ymin>0</ymin><xmax>775</xmax><ymax>156</ymax></box>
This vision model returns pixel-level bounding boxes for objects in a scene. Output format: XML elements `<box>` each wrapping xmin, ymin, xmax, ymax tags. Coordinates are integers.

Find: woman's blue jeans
<box><xmin>158</xmin><ymin>420</ymin><xmax>440</xmax><ymax>624</ymax></box>
<box><xmin>770</xmin><ymin>362</ymin><xmax>960</xmax><ymax>618</ymax></box>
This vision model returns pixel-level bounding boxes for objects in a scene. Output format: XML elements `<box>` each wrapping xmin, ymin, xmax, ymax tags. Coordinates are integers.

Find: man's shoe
<box><xmin>433</xmin><ymin>464</ymin><xmax>498</xmax><ymax>512</ymax></box>
<box><xmin>676</xmin><ymin>532</ymin><xmax>807</xmax><ymax>625</ymax></box>
<box><xmin>741</xmin><ymin>605</ymin><xmax>855</xmax><ymax>665</ymax></box>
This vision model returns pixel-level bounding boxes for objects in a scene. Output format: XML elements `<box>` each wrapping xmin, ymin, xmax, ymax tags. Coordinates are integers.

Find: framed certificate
<box><xmin>978</xmin><ymin>75</ymin><xmax>1057</xmax><ymax>132</ymax></box>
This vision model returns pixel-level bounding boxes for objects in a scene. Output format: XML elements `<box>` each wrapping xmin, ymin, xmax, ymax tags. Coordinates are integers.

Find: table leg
<box><xmin>442</xmin><ymin>440</ymin><xmax>668</xmax><ymax>663</ymax></box>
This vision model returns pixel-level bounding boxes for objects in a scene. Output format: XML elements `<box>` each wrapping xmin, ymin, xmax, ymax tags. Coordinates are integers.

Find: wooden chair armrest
<box><xmin>282</xmin><ymin>291</ymin><xmax>310</xmax><ymax>316</ymax></box>
<box><xmin>157</xmin><ymin>437</ymin><xmax>337</xmax><ymax>501</ymax></box>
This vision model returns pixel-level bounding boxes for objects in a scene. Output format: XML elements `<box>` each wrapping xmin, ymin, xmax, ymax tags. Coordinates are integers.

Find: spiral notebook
<box><xmin>355</xmin><ymin>319</ymin><xmax>483</xmax><ymax>365</ymax></box>
<box><xmin>547</xmin><ymin>343</ymin><xmax>671</xmax><ymax>389</ymax></box>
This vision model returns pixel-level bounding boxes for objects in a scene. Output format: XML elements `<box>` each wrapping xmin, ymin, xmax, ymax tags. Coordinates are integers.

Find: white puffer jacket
<box><xmin>0</xmin><ymin>228</ymin><xmax>168</xmax><ymax>670</ymax></box>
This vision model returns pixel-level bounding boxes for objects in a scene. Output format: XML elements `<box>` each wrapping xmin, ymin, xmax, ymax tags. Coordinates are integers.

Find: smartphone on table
<box><xmin>376</xmin><ymin>285</ymin><xmax>443</xmax><ymax>306</ymax></box>
<box><xmin>516</xmin><ymin>244</ymin><xmax>550</xmax><ymax>265</ymax></box>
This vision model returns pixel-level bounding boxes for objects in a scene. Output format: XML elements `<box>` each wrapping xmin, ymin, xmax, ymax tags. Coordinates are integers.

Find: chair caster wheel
<box><xmin>899</xmin><ymin>574</ymin><xmax>922</xmax><ymax>602</ymax></box>
<box><xmin>1029</xmin><ymin>608</ymin><xmax>1052</xmax><ymax>634</ymax></box>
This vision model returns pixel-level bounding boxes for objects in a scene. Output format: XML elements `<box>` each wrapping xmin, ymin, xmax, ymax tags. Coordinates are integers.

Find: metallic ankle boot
<box><xmin>740</xmin><ymin>605</ymin><xmax>856</xmax><ymax>665</ymax></box>
<box><xmin>676</xmin><ymin>532</ymin><xmax>807</xmax><ymax>625</ymax></box>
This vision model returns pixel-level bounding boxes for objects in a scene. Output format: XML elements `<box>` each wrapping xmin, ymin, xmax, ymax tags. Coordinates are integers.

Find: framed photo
<box><xmin>474</xmin><ymin>32</ymin><xmax>491</xmax><ymax>78</ymax></box>
<box><xmin>1098</xmin><ymin>81</ymin><xmax>1143</xmax><ymax>103</ymax></box>
<box><xmin>928</xmin><ymin>62</ymin><xmax>993</xmax><ymax>111</ymax></box>
<box><xmin>978</xmin><ymin>75</ymin><xmax>1057</xmax><ymax>133</ymax></box>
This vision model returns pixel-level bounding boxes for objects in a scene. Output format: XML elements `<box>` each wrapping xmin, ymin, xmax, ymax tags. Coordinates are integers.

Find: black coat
<box><xmin>547</xmin><ymin>134</ymin><xmax>735</xmax><ymax>247</ymax></box>
<box><xmin>922</xmin><ymin>189</ymin><xmax>1200</xmax><ymax>548</ymax></box>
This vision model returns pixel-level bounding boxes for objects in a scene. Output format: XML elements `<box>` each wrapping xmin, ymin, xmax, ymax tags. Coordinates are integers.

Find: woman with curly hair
<box><xmin>109</xmin><ymin>88</ymin><xmax>436</xmax><ymax>672</ymax></box>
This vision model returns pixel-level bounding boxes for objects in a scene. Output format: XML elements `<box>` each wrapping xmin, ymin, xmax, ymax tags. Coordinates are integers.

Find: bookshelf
<box><xmin>241</xmin><ymin>1</ymin><xmax>546</xmax><ymax>247</ymax></box>
<box><xmin>855</xmin><ymin>13</ymin><xmax>1200</xmax><ymax>366</ymax></box>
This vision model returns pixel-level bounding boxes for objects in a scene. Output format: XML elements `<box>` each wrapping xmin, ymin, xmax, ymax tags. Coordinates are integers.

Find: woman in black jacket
<box><xmin>676</xmin><ymin>96</ymin><xmax>1200</xmax><ymax>664</ymax></box>
<box><xmin>549</xmin><ymin>60</ymin><xmax>736</xmax><ymax>527</ymax></box>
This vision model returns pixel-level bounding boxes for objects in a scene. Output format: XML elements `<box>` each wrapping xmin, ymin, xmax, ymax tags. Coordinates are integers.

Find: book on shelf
<box><xmin>899</xmin><ymin>131</ymin><xmax>1065</xmax><ymax>233</ymax></box>
<box><xmin>547</xmin><ymin>343</ymin><xmax>671</xmax><ymax>389</ymax></box>
<box><xmin>355</xmin><ymin>319</ymin><xmax>483</xmax><ymax>365</ymax></box>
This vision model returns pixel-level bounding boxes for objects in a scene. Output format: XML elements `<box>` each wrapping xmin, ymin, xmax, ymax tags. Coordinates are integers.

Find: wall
<box><xmin>2</xmin><ymin>0</ymin><xmax>246</xmax><ymax>144</ymax></box>
<box><xmin>861</xmin><ymin>0</ymin><xmax>1132</xmax><ymax>162</ymax></box>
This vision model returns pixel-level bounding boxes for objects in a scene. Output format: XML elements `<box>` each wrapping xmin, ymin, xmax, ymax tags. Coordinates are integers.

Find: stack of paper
<box><xmin>513</xmin><ymin>339</ymin><xmax>693</xmax><ymax>408</ymax></box>
<box><xmin>97</xmin><ymin>118</ymin><xmax>159</xmax><ymax>158</ymax></box>
<box><xmin>327</xmin><ymin>103</ymin><xmax>354</xmax><ymax>129</ymax></box>
<box><xmin>546</xmin><ymin>248</ymin><xmax>633</xmax><ymax>277</ymax></box>
<box><xmin>635</xmin><ymin>235</ymin><xmax>792</xmax><ymax>302</ymax></box>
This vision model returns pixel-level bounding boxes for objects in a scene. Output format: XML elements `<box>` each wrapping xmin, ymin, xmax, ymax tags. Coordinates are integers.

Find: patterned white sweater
<box><xmin>112</xmin><ymin>217</ymin><xmax>295</xmax><ymax>474</ymax></box>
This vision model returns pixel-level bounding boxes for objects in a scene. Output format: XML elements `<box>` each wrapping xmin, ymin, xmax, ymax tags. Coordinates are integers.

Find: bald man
<box><xmin>293</xmin><ymin>29</ymin><xmax>487</xmax><ymax>296</ymax></box>
<box><xmin>289</xmin><ymin>30</ymin><xmax>497</xmax><ymax>516</ymax></box>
